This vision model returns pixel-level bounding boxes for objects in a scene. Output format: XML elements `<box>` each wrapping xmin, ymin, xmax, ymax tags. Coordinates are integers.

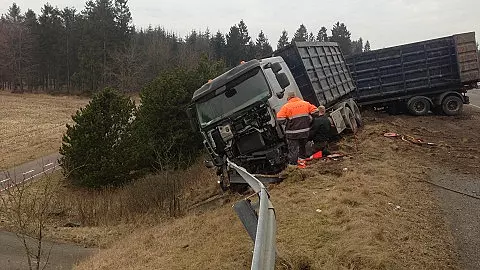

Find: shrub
<box><xmin>60</xmin><ymin>88</ymin><xmax>137</xmax><ymax>188</ymax></box>
<box><xmin>134</xmin><ymin>56</ymin><xmax>224</xmax><ymax>170</ymax></box>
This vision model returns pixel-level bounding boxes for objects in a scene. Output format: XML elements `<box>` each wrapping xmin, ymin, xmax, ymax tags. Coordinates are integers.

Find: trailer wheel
<box><xmin>352</xmin><ymin>103</ymin><xmax>363</xmax><ymax>127</ymax></box>
<box><xmin>407</xmin><ymin>96</ymin><xmax>431</xmax><ymax>116</ymax></box>
<box><xmin>442</xmin><ymin>96</ymin><xmax>463</xmax><ymax>116</ymax></box>
<box><xmin>345</xmin><ymin>107</ymin><xmax>358</xmax><ymax>133</ymax></box>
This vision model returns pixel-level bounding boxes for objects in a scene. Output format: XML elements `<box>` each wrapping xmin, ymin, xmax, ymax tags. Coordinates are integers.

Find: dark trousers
<box><xmin>287</xmin><ymin>138</ymin><xmax>307</xmax><ymax>165</ymax></box>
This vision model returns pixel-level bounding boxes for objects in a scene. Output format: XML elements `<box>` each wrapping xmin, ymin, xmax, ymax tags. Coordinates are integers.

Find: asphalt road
<box><xmin>0</xmin><ymin>154</ymin><xmax>97</xmax><ymax>269</ymax></box>
<box><xmin>468</xmin><ymin>89</ymin><xmax>480</xmax><ymax>108</ymax></box>
<box><xmin>0</xmin><ymin>230</ymin><xmax>96</xmax><ymax>270</ymax></box>
<box><xmin>431</xmin><ymin>93</ymin><xmax>480</xmax><ymax>270</ymax></box>
<box><xmin>0</xmin><ymin>153</ymin><xmax>61</xmax><ymax>191</ymax></box>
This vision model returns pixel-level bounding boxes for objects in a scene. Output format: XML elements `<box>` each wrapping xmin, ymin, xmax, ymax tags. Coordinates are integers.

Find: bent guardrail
<box><xmin>227</xmin><ymin>160</ymin><xmax>276</xmax><ymax>270</ymax></box>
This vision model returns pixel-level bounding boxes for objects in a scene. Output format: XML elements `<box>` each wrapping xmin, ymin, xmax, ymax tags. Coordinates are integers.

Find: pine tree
<box><xmin>134</xmin><ymin>57</ymin><xmax>225</xmax><ymax>170</ymax></box>
<box><xmin>38</xmin><ymin>4</ymin><xmax>63</xmax><ymax>90</ymax></box>
<box><xmin>330</xmin><ymin>22</ymin><xmax>352</xmax><ymax>55</ymax></box>
<box><xmin>364</xmin><ymin>40</ymin><xmax>371</xmax><ymax>52</ymax></box>
<box><xmin>292</xmin><ymin>24</ymin><xmax>308</xmax><ymax>43</ymax></box>
<box><xmin>114</xmin><ymin>0</ymin><xmax>132</xmax><ymax>42</ymax></box>
<box><xmin>351</xmin><ymin>37</ymin><xmax>364</xmax><ymax>54</ymax></box>
<box><xmin>254</xmin><ymin>30</ymin><xmax>273</xmax><ymax>58</ymax></box>
<box><xmin>60</xmin><ymin>88</ymin><xmax>137</xmax><ymax>188</ymax></box>
<box><xmin>277</xmin><ymin>30</ymin><xmax>289</xmax><ymax>50</ymax></box>
<box><xmin>226</xmin><ymin>24</ymin><xmax>243</xmax><ymax>66</ymax></box>
<box><xmin>316</xmin><ymin>26</ymin><xmax>328</xmax><ymax>42</ymax></box>
<box><xmin>210</xmin><ymin>30</ymin><xmax>226</xmax><ymax>60</ymax></box>
<box><xmin>237</xmin><ymin>19</ymin><xmax>251</xmax><ymax>46</ymax></box>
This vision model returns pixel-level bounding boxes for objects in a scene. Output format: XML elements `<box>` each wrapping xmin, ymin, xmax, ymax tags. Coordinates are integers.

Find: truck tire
<box><xmin>442</xmin><ymin>95</ymin><xmax>463</xmax><ymax>116</ymax></box>
<box><xmin>407</xmin><ymin>96</ymin><xmax>431</xmax><ymax>116</ymax></box>
<box><xmin>351</xmin><ymin>102</ymin><xmax>363</xmax><ymax>127</ymax></box>
<box><xmin>345</xmin><ymin>107</ymin><xmax>358</xmax><ymax>133</ymax></box>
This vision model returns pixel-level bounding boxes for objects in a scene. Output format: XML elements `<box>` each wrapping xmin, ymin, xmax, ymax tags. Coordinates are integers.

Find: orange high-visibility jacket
<box><xmin>276</xmin><ymin>97</ymin><xmax>318</xmax><ymax>139</ymax></box>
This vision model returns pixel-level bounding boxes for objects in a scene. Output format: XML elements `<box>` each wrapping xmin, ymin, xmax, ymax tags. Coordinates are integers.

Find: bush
<box><xmin>60</xmin><ymin>88</ymin><xmax>137</xmax><ymax>188</ymax></box>
<box><xmin>134</xmin><ymin>57</ymin><xmax>224</xmax><ymax>170</ymax></box>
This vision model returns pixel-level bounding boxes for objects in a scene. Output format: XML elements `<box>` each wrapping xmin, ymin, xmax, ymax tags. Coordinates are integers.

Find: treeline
<box><xmin>0</xmin><ymin>0</ymin><xmax>371</xmax><ymax>94</ymax></box>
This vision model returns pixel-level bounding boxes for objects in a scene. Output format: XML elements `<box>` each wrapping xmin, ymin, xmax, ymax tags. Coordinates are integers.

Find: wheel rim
<box><xmin>414</xmin><ymin>101</ymin><xmax>426</xmax><ymax>112</ymax></box>
<box><xmin>447</xmin><ymin>100</ymin><xmax>459</xmax><ymax>111</ymax></box>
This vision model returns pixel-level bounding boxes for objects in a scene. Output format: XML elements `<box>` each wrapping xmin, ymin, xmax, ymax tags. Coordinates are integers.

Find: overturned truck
<box><xmin>346</xmin><ymin>32</ymin><xmax>480</xmax><ymax>115</ymax></box>
<box><xmin>189</xmin><ymin>42</ymin><xmax>361</xmax><ymax>190</ymax></box>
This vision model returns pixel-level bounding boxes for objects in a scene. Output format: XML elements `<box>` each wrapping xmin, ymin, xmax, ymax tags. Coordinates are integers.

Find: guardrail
<box><xmin>227</xmin><ymin>160</ymin><xmax>276</xmax><ymax>270</ymax></box>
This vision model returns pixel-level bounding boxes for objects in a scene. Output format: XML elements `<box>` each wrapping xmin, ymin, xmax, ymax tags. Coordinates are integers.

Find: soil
<box><xmin>367</xmin><ymin>105</ymin><xmax>480</xmax><ymax>270</ymax></box>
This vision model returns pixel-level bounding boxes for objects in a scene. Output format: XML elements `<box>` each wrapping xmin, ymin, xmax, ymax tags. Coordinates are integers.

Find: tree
<box><xmin>134</xmin><ymin>57</ymin><xmax>224</xmax><ymax>170</ymax></box>
<box><xmin>316</xmin><ymin>27</ymin><xmax>328</xmax><ymax>42</ymax></box>
<box><xmin>364</xmin><ymin>40</ymin><xmax>371</xmax><ymax>52</ymax></box>
<box><xmin>351</xmin><ymin>37</ymin><xmax>364</xmax><ymax>54</ymax></box>
<box><xmin>60</xmin><ymin>88</ymin><xmax>137</xmax><ymax>188</ymax></box>
<box><xmin>0</xmin><ymin>3</ymin><xmax>34</xmax><ymax>92</ymax></box>
<box><xmin>210</xmin><ymin>30</ymin><xmax>226</xmax><ymax>60</ymax></box>
<box><xmin>254</xmin><ymin>30</ymin><xmax>272</xmax><ymax>58</ymax></box>
<box><xmin>38</xmin><ymin>4</ymin><xmax>63</xmax><ymax>91</ymax></box>
<box><xmin>330</xmin><ymin>22</ymin><xmax>352</xmax><ymax>55</ymax></box>
<box><xmin>114</xmin><ymin>0</ymin><xmax>132</xmax><ymax>45</ymax></box>
<box><xmin>226</xmin><ymin>24</ymin><xmax>243</xmax><ymax>66</ymax></box>
<box><xmin>237</xmin><ymin>20</ymin><xmax>251</xmax><ymax>46</ymax></box>
<box><xmin>277</xmin><ymin>30</ymin><xmax>289</xmax><ymax>50</ymax></box>
<box><xmin>292</xmin><ymin>24</ymin><xmax>308</xmax><ymax>43</ymax></box>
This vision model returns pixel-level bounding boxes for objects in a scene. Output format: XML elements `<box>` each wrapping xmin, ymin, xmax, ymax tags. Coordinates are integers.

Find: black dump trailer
<box><xmin>273</xmin><ymin>41</ymin><xmax>357</xmax><ymax>108</ymax></box>
<box><xmin>346</xmin><ymin>32</ymin><xmax>480</xmax><ymax>115</ymax></box>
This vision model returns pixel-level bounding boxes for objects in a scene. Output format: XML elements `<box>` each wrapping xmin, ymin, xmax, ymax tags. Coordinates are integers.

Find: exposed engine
<box><xmin>203</xmin><ymin>102</ymin><xmax>287</xmax><ymax>177</ymax></box>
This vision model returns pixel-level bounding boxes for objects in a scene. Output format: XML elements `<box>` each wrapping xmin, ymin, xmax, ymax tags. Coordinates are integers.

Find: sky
<box><xmin>1</xmin><ymin>0</ymin><xmax>479</xmax><ymax>49</ymax></box>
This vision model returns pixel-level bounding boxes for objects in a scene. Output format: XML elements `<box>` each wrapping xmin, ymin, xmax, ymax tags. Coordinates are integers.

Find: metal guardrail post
<box><xmin>227</xmin><ymin>160</ymin><xmax>276</xmax><ymax>270</ymax></box>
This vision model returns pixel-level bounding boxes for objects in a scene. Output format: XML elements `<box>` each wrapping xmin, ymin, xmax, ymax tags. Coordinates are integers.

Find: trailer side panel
<box><xmin>273</xmin><ymin>42</ymin><xmax>355</xmax><ymax>107</ymax></box>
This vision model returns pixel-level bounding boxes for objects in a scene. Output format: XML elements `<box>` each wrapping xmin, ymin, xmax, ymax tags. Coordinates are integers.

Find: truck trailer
<box><xmin>346</xmin><ymin>32</ymin><xmax>480</xmax><ymax>115</ymax></box>
<box><xmin>190</xmin><ymin>42</ymin><xmax>361</xmax><ymax>190</ymax></box>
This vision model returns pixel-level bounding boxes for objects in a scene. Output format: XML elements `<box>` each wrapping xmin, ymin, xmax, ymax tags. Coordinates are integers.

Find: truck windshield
<box><xmin>196</xmin><ymin>67</ymin><xmax>270</xmax><ymax>126</ymax></box>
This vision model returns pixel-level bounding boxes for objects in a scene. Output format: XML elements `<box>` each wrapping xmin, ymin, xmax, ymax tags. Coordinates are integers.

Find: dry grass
<box><xmin>0</xmin><ymin>91</ymin><xmax>90</xmax><ymax>170</ymax></box>
<box><xmin>75</xmin><ymin>120</ymin><xmax>458</xmax><ymax>270</ymax></box>
<box><xmin>0</xmin><ymin>162</ymin><xmax>222</xmax><ymax>249</ymax></box>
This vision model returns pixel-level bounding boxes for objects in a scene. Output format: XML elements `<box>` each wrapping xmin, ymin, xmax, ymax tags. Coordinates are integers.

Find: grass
<box><xmin>1</xmin><ymin>162</ymin><xmax>222</xmax><ymax>249</ymax></box>
<box><xmin>74</xmin><ymin>119</ymin><xmax>458</xmax><ymax>270</ymax></box>
<box><xmin>0</xmin><ymin>91</ymin><xmax>90</xmax><ymax>170</ymax></box>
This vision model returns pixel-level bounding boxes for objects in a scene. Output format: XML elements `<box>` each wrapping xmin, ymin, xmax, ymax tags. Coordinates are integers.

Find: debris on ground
<box><xmin>384</xmin><ymin>132</ymin><xmax>436</xmax><ymax>146</ymax></box>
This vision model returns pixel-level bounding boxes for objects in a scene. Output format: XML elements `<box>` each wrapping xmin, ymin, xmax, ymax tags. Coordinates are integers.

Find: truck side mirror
<box><xmin>186</xmin><ymin>106</ymin><xmax>198</xmax><ymax>132</ymax></box>
<box><xmin>271</xmin><ymin>62</ymin><xmax>283</xmax><ymax>73</ymax></box>
<box><xmin>276</xmin><ymin>72</ymin><xmax>290</xmax><ymax>90</ymax></box>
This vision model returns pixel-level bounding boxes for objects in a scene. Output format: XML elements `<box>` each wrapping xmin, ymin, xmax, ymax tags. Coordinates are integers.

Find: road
<box><xmin>0</xmin><ymin>230</ymin><xmax>96</xmax><ymax>270</ymax></box>
<box><xmin>0</xmin><ymin>153</ymin><xmax>61</xmax><ymax>191</ymax></box>
<box><xmin>1</xmin><ymin>153</ymin><xmax>97</xmax><ymax>269</ymax></box>
<box><xmin>468</xmin><ymin>89</ymin><xmax>480</xmax><ymax>108</ymax></box>
<box><xmin>432</xmin><ymin>94</ymin><xmax>480</xmax><ymax>270</ymax></box>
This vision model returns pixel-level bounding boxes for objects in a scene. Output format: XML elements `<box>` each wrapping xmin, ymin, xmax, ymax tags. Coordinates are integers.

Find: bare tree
<box><xmin>0</xmin><ymin>168</ymin><xmax>61</xmax><ymax>270</ymax></box>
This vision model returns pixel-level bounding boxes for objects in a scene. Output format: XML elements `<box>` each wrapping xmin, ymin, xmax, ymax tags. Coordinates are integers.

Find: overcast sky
<box><xmin>1</xmin><ymin>0</ymin><xmax>479</xmax><ymax>49</ymax></box>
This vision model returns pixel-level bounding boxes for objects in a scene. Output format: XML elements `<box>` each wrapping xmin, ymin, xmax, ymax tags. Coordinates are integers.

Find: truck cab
<box><xmin>191</xmin><ymin>57</ymin><xmax>300</xmax><ymax>189</ymax></box>
<box><xmin>191</xmin><ymin>42</ymin><xmax>361</xmax><ymax>190</ymax></box>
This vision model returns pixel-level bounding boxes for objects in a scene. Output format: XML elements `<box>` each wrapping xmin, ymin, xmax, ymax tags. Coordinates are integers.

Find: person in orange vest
<box><xmin>277</xmin><ymin>92</ymin><xmax>318</xmax><ymax>168</ymax></box>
